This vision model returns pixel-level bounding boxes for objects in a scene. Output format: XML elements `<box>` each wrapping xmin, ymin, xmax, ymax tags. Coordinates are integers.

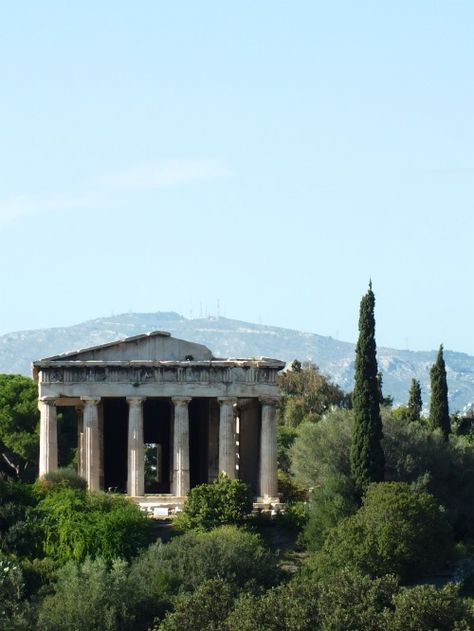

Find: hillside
<box><xmin>1</xmin><ymin>312</ymin><xmax>473</xmax><ymax>411</ymax></box>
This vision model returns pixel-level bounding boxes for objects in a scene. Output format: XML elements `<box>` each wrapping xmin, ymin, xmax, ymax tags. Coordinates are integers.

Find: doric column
<box><xmin>75</xmin><ymin>406</ymin><xmax>85</xmax><ymax>479</ymax></box>
<box><xmin>39</xmin><ymin>397</ymin><xmax>58</xmax><ymax>477</ymax></box>
<box><xmin>81</xmin><ymin>397</ymin><xmax>101</xmax><ymax>491</ymax></box>
<box><xmin>172</xmin><ymin>397</ymin><xmax>191</xmax><ymax>497</ymax></box>
<box><xmin>218</xmin><ymin>398</ymin><xmax>237</xmax><ymax>479</ymax></box>
<box><xmin>127</xmin><ymin>397</ymin><xmax>145</xmax><ymax>497</ymax></box>
<box><xmin>259</xmin><ymin>396</ymin><xmax>279</xmax><ymax>499</ymax></box>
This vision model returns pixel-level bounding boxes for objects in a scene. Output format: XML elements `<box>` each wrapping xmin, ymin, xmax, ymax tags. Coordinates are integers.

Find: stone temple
<box><xmin>33</xmin><ymin>331</ymin><xmax>284</xmax><ymax>510</ymax></box>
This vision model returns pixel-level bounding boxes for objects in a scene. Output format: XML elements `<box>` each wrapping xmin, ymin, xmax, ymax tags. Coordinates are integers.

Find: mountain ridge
<box><xmin>1</xmin><ymin>312</ymin><xmax>473</xmax><ymax>412</ymax></box>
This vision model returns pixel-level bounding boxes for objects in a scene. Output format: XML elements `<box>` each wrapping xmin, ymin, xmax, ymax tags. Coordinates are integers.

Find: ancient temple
<box><xmin>33</xmin><ymin>331</ymin><xmax>284</xmax><ymax>505</ymax></box>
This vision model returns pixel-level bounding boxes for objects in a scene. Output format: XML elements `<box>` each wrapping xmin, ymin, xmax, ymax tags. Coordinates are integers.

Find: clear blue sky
<box><xmin>1</xmin><ymin>2</ymin><xmax>473</xmax><ymax>354</ymax></box>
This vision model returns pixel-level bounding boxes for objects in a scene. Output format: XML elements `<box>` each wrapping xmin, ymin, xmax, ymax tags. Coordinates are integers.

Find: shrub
<box><xmin>290</xmin><ymin>408</ymin><xmax>474</xmax><ymax>540</ymax></box>
<box><xmin>36</xmin><ymin>488</ymin><xmax>152</xmax><ymax>562</ymax></box>
<box><xmin>307</xmin><ymin>482</ymin><xmax>453</xmax><ymax>582</ymax></box>
<box><xmin>290</xmin><ymin>409</ymin><xmax>354</xmax><ymax>491</ymax></box>
<box><xmin>175</xmin><ymin>474</ymin><xmax>253</xmax><ymax>531</ymax></box>
<box><xmin>387</xmin><ymin>583</ymin><xmax>474</xmax><ymax>630</ymax></box>
<box><xmin>301</xmin><ymin>474</ymin><xmax>358</xmax><ymax>551</ymax></box>
<box><xmin>0</xmin><ymin>480</ymin><xmax>40</xmax><ymax>558</ymax></box>
<box><xmin>35</xmin><ymin>468</ymin><xmax>87</xmax><ymax>493</ymax></box>
<box><xmin>0</xmin><ymin>555</ymin><xmax>32</xmax><ymax>630</ymax></box>
<box><xmin>277</xmin><ymin>469</ymin><xmax>307</xmax><ymax>503</ymax></box>
<box><xmin>317</xmin><ymin>569</ymin><xmax>398</xmax><ymax>631</ymax></box>
<box><xmin>154</xmin><ymin>578</ymin><xmax>235</xmax><ymax>631</ymax></box>
<box><xmin>226</xmin><ymin>577</ymin><xmax>320</xmax><ymax>631</ymax></box>
<box><xmin>37</xmin><ymin>558</ymin><xmax>138</xmax><ymax>631</ymax></box>
<box><xmin>130</xmin><ymin>526</ymin><xmax>282</xmax><ymax>592</ymax></box>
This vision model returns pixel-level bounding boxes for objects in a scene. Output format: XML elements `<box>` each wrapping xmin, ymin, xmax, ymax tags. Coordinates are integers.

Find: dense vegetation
<box><xmin>1</xmin><ymin>288</ymin><xmax>474</xmax><ymax>629</ymax></box>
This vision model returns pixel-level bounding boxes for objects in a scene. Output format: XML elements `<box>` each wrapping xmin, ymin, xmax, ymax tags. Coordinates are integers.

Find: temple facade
<box><xmin>33</xmin><ymin>331</ymin><xmax>284</xmax><ymax>505</ymax></box>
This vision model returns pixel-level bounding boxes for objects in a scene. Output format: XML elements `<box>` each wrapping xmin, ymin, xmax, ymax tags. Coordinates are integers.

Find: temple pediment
<box><xmin>38</xmin><ymin>331</ymin><xmax>214</xmax><ymax>363</ymax></box>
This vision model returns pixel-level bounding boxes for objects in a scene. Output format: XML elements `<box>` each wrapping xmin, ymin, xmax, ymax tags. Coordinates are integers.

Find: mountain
<box><xmin>1</xmin><ymin>312</ymin><xmax>473</xmax><ymax>412</ymax></box>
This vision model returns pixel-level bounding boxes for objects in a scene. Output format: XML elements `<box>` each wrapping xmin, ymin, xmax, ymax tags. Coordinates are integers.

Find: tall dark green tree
<box><xmin>350</xmin><ymin>283</ymin><xmax>385</xmax><ymax>494</ymax></box>
<box><xmin>429</xmin><ymin>345</ymin><xmax>450</xmax><ymax>440</ymax></box>
<box><xmin>407</xmin><ymin>378</ymin><xmax>423</xmax><ymax>422</ymax></box>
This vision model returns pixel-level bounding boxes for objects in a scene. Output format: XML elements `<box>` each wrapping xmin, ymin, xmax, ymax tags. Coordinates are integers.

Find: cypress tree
<box><xmin>350</xmin><ymin>282</ymin><xmax>385</xmax><ymax>494</ymax></box>
<box><xmin>407</xmin><ymin>378</ymin><xmax>422</xmax><ymax>422</ymax></box>
<box><xmin>429</xmin><ymin>345</ymin><xmax>450</xmax><ymax>440</ymax></box>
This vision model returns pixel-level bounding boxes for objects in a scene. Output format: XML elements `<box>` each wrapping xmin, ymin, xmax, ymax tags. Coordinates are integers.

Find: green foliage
<box><xmin>278</xmin><ymin>361</ymin><xmax>351</xmax><ymax>428</ymax></box>
<box><xmin>0</xmin><ymin>556</ymin><xmax>31</xmax><ymax>630</ymax></box>
<box><xmin>226</xmin><ymin>577</ymin><xmax>320</xmax><ymax>631</ymax></box>
<box><xmin>292</xmin><ymin>407</ymin><xmax>474</xmax><ymax>540</ymax></box>
<box><xmin>0</xmin><ymin>374</ymin><xmax>39</xmax><ymax>482</ymax></box>
<box><xmin>224</xmin><ymin>568</ymin><xmax>474</xmax><ymax>631</ymax></box>
<box><xmin>430</xmin><ymin>345</ymin><xmax>451</xmax><ymax>440</ymax></box>
<box><xmin>308</xmin><ymin>482</ymin><xmax>453</xmax><ymax>582</ymax></box>
<box><xmin>383</xmin><ymin>413</ymin><xmax>474</xmax><ymax>539</ymax></box>
<box><xmin>317</xmin><ymin>569</ymin><xmax>398</xmax><ymax>631</ymax></box>
<box><xmin>131</xmin><ymin>526</ymin><xmax>282</xmax><ymax>592</ymax></box>
<box><xmin>175</xmin><ymin>474</ymin><xmax>253</xmax><ymax>531</ymax></box>
<box><xmin>155</xmin><ymin>578</ymin><xmax>235</xmax><ymax>631</ymax></box>
<box><xmin>301</xmin><ymin>474</ymin><xmax>358</xmax><ymax>551</ymax></box>
<box><xmin>290</xmin><ymin>408</ymin><xmax>354</xmax><ymax>491</ymax></box>
<box><xmin>35</xmin><ymin>467</ymin><xmax>87</xmax><ymax>493</ymax></box>
<box><xmin>36</xmin><ymin>488</ymin><xmax>152</xmax><ymax>563</ymax></box>
<box><xmin>37</xmin><ymin>558</ymin><xmax>139</xmax><ymax>631</ymax></box>
<box><xmin>407</xmin><ymin>378</ymin><xmax>423</xmax><ymax>422</ymax></box>
<box><xmin>350</xmin><ymin>284</ymin><xmax>385</xmax><ymax>493</ymax></box>
<box><xmin>388</xmin><ymin>583</ymin><xmax>474</xmax><ymax>630</ymax></box>
<box><xmin>277</xmin><ymin>424</ymin><xmax>299</xmax><ymax>474</ymax></box>
<box><xmin>277</xmin><ymin>469</ymin><xmax>307</xmax><ymax>503</ymax></box>
<box><xmin>0</xmin><ymin>480</ymin><xmax>40</xmax><ymax>558</ymax></box>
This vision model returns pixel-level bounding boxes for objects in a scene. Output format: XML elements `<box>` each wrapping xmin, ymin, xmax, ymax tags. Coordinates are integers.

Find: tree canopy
<box><xmin>278</xmin><ymin>360</ymin><xmax>351</xmax><ymax>427</ymax></box>
<box><xmin>0</xmin><ymin>375</ymin><xmax>39</xmax><ymax>481</ymax></box>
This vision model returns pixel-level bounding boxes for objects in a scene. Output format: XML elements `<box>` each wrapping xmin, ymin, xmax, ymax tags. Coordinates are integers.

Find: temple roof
<box><xmin>35</xmin><ymin>330</ymin><xmax>213</xmax><ymax>363</ymax></box>
<box><xmin>33</xmin><ymin>331</ymin><xmax>285</xmax><ymax>370</ymax></box>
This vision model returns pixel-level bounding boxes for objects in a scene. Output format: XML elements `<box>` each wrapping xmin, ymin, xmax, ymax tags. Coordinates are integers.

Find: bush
<box><xmin>0</xmin><ymin>556</ymin><xmax>31</xmax><ymax>630</ymax></box>
<box><xmin>317</xmin><ymin>569</ymin><xmax>398</xmax><ymax>631</ymax></box>
<box><xmin>175</xmin><ymin>474</ymin><xmax>253</xmax><ymax>531</ymax></box>
<box><xmin>35</xmin><ymin>468</ymin><xmax>87</xmax><ymax>493</ymax></box>
<box><xmin>387</xmin><ymin>583</ymin><xmax>474</xmax><ymax>630</ymax></box>
<box><xmin>307</xmin><ymin>482</ymin><xmax>453</xmax><ymax>582</ymax></box>
<box><xmin>290</xmin><ymin>409</ymin><xmax>354</xmax><ymax>491</ymax></box>
<box><xmin>383</xmin><ymin>414</ymin><xmax>474</xmax><ymax>539</ymax></box>
<box><xmin>301</xmin><ymin>474</ymin><xmax>358</xmax><ymax>551</ymax></box>
<box><xmin>36</xmin><ymin>488</ymin><xmax>153</xmax><ymax>562</ymax></box>
<box><xmin>290</xmin><ymin>408</ymin><xmax>474</xmax><ymax>540</ymax></box>
<box><xmin>0</xmin><ymin>480</ymin><xmax>40</xmax><ymax>558</ymax></box>
<box><xmin>37</xmin><ymin>558</ymin><xmax>138</xmax><ymax>631</ymax></box>
<box><xmin>226</xmin><ymin>577</ymin><xmax>320</xmax><ymax>631</ymax></box>
<box><xmin>277</xmin><ymin>469</ymin><xmax>307</xmax><ymax>503</ymax></box>
<box><xmin>130</xmin><ymin>526</ymin><xmax>282</xmax><ymax>593</ymax></box>
<box><xmin>154</xmin><ymin>578</ymin><xmax>235</xmax><ymax>631</ymax></box>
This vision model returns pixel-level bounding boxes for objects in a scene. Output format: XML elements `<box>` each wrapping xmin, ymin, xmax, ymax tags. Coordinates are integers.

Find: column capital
<box><xmin>126</xmin><ymin>396</ymin><xmax>145</xmax><ymax>407</ymax></box>
<box><xmin>171</xmin><ymin>397</ymin><xmax>192</xmax><ymax>407</ymax></box>
<box><xmin>259</xmin><ymin>395</ymin><xmax>280</xmax><ymax>406</ymax></box>
<box><xmin>218</xmin><ymin>397</ymin><xmax>237</xmax><ymax>406</ymax></box>
<box><xmin>40</xmin><ymin>396</ymin><xmax>57</xmax><ymax>405</ymax></box>
<box><xmin>81</xmin><ymin>396</ymin><xmax>101</xmax><ymax>406</ymax></box>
